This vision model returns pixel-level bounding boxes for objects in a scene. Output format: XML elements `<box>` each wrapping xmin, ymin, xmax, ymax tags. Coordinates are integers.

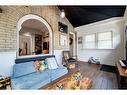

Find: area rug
<box><xmin>100</xmin><ymin>64</ymin><xmax>116</xmax><ymax>73</ymax></box>
<box><xmin>46</xmin><ymin>71</ymin><xmax>92</xmax><ymax>90</ymax></box>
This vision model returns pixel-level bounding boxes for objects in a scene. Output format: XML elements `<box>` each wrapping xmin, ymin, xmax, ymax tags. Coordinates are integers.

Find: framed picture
<box><xmin>59</xmin><ymin>34</ymin><xmax>67</xmax><ymax>46</ymax></box>
<box><xmin>58</xmin><ymin>22</ymin><xmax>68</xmax><ymax>34</ymax></box>
<box><xmin>78</xmin><ymin>37</ymin><xmax>82</xmax><ymax>44</ymax></box>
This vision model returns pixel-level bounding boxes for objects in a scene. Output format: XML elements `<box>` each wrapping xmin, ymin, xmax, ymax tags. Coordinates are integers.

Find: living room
<box><xmin>0</xmin><ymin>5</ymin><xmax>127</xmax><ymax>90</ymax></box>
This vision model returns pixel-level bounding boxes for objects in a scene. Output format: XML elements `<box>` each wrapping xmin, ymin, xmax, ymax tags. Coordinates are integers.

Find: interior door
<box><xmin>19</xmin><ymin>35</ymin><xmax>31</xmax><ymax>56</ymax></box>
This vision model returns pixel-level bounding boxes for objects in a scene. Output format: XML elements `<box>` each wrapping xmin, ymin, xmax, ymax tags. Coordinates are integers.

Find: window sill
<box><xmin>17</xmin><ymin>54</ymin><xmax>52</xmax><ymax>59</ymax></box>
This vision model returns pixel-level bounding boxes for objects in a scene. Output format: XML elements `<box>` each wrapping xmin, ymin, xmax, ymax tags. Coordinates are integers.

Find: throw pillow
<box><xmin>45</xmin><ymin>57</ymin><xmax>59</xmax><ymax>69</ymax></box>
<box><xmin>34</xmin><ymin>60</ymin><xmax>41</xmax><ymax>72</ymax></box>
<box><xmin>40</xmin><ymin>61</ymin><xmax>48</xmax><ymax>71</ymax></box>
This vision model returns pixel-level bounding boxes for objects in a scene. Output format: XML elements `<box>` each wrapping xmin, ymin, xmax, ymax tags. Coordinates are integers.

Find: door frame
<box><xmin>69</xmin><ymin>32</ymin><xmax>76</xmax><ymax>56</ymax></box>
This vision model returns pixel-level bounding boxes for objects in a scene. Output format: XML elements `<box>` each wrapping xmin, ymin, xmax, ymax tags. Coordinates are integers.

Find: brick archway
<box><xmin>16</xmin><ymin>14</ymin><xmax>53</xmax><ymax>58</ymax></box>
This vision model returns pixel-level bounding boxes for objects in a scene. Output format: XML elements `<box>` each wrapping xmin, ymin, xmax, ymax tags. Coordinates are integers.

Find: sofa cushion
<box><xmin>11</xmin><ymin>69</ymin><xmax>51</xmax><ymax>89</ymax></box>
<box><xmin>50</xmin><ymin>66</ymin><xmax>68</xmax><ymax>81</ymax></box>
<box><xmin>13</xmin><ymin>61</ymin><xmax>36</xmax><ymax>78</ymax></box>
<box><xmin>45</xmin><ymin>57</ymin><xmax>59</xmax><ymax>69</ymax></box>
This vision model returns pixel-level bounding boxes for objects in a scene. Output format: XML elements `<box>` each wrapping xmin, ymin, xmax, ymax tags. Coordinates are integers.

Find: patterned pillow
<box><xmin>40</xmin><ymin>61</ymin><xmax>48</xmax><ymax>71</ymax></box>
<box><xmin>34</xmin><ymin>60</ymin><xmax>41</xmax><ymax>72</ymax></box>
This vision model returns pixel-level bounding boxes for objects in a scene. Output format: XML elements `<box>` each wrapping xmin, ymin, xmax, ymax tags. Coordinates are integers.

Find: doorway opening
<box><xmin>17</xmin><ymin>14</ymin><xmax>53</xmax><ymax>58</ymax></box>
<box><xmin>69</xmin><ymin>32</ymin><xmax>76</xmax><ymax>56</ymax></box>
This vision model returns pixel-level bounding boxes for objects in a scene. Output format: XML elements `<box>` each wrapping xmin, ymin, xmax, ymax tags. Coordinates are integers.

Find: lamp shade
<box><xmin>60</xmin><ymin>9</ymin><xmax>65</xmax><ymax>18</ymax></box>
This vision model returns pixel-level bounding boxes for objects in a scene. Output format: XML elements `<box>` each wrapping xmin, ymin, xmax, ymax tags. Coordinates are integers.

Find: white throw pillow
<box><xmin>45</xmin><ymin>57</ymin><xmax>59</xmax><ymax>69</ymax></box>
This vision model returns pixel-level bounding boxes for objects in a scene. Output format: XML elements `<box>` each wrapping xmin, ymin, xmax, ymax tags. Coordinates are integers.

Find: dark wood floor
<box><xmin>41</xmin><ymin>61</ymin><xmax>118</xmax><ymax>89</ymax></box>
<box><xmin>73</xmin><ymin>61</ymin><xmax>118</xmax><ymax>89</ymax></box>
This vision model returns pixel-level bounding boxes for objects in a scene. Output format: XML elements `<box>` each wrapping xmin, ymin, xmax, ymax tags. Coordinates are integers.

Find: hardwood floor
<box><xmin>41</xmin><ymin>61</ymin><xmax>118</xmax><ymax>89</ymax></box>
<box><xmin>74</xmin><ymin>61</ymin><xmax>118</xmax><ymax>89</ymax></box>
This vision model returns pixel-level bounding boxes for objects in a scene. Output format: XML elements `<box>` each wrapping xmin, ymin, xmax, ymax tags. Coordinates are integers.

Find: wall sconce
<box><xmin>0</xmin><ymin>8</ymin><xmax>2</xmax><ymax>13</ymax></box>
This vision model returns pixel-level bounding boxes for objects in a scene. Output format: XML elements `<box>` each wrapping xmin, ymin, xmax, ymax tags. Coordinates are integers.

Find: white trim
<box><xmin>17</xmin><ymin>54</ymin><xmax>52</xmax><ymax>59</ymax></box>
<box><xmin>16</xmin><ymin>14</ymin><xmax>53</xmax><ymax>58</ymax></box>
<box><xmin>83</xmin><ymin>33</ymin><xmax>96</xmax><ymax>49</ymax></box>
<box><xmin>124</xmin><ymin>23</ymin><xmax>127</xmax><ymax>60</ymax></box>
<box><xmin>69</xmin><ymin>32</ymin><xmax>76</xmax><ymax>56</ymax></box>
<box><xmin>82</xmin><ymin>31</ymin><xmax>114</xmax><ymax>50</ymax></box>
<box><xmin>97</xmin><ymin>31</ymin><xmax>113</xmax><ymax>49</ymax></box>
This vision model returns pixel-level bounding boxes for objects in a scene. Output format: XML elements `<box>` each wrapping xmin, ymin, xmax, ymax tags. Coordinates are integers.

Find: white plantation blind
<box><xmin>98</xmin><ymin>32</ymin><xmax>113</xmax><ymax>49</ymax></box>
<box><xmin>83</xmin><ymin>31</ymin><xmax>113</xmax><ymax>49</ymax></box>
<box><xmin>84</xmin><ymin>34</ymin><xmax>95</xmax><ymax>48</ymax></box>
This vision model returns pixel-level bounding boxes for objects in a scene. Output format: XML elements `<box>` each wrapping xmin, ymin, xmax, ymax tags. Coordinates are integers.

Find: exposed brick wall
<box><xmin>0</xmin><ymin>6</ymin><xmax>74</xmax><ymax>52</ymax></box>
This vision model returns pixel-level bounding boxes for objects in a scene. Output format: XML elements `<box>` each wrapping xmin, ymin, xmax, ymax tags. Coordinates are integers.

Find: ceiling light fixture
<box><xmin>60</xmin><ymin>9</ymin><xmax>65</xmax><ymax>18</ymax></box>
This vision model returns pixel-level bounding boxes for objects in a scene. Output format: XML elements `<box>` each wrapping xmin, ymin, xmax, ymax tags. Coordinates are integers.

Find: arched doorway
<box><xmin>16</xmin><ymin>14</ymin><xmax>53</xmax><ymax>58</ymax></box>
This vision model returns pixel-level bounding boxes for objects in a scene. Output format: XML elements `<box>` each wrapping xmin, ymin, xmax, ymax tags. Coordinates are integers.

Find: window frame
<box><xmin>83</xmin><ymin>33</ymin><xmax>96</xmax><ymax>49</ymax></box>
<box><xmin>83</xmin><ymin>31</ymin><xmax>114</xmax><ymax>50</ymax></box>
<box><xmin>97</xmin><ymin>31</ymin><xmax>113</xmax><ymax>49</ymax></box>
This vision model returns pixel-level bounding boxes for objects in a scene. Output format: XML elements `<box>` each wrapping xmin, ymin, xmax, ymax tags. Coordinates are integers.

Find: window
<box><xmin>83</xmin><ymin>34</ymin><xmax>95</xmax><ymax>49</ymax></box>
<box><xmin>83</xmin><ymin>31</ymin><xmax>113</xmax><ymax>49</ymax></box>
<box><xmin>98</xmin><ymin>32</ymin><xmax>113</xmax><ymax>49</ymax></box>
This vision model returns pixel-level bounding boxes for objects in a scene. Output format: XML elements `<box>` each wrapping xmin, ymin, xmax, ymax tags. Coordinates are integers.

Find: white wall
<box><xmin>75</xmin><ymin>17</ymin><xmax>125</xmax><ymax>66</ymax></box>
<box><xmin>54</xmin><ymin>49</ymin><xmax>69</xmax><ymax>66</ymax></box>
<box><xmin>123</xmin><ymin>7</ymin><xmax>127</xmax><ymax>59</ymax></box>
<box><xmin>0</xmin><ymin>52</ymin><xmax>16</xmax><ymax>76</ymax></box>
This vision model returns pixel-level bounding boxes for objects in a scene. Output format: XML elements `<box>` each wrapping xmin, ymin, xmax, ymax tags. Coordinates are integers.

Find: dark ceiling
<box><xmin>58</xmin><ymin>6</ymin><xmax>126</xmax><ymax>27</ymax></box>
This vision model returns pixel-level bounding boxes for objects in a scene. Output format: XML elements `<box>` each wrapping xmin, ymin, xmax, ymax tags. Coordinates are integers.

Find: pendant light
<box><xmin>0</xmin><ymin>8</ymin><xmax>2</xmax><ymax>13</ymax></box>
<box><xmin>60</xmin><ymin>9</ymin><xmax>65</xmax><ymax>18</ymax></box>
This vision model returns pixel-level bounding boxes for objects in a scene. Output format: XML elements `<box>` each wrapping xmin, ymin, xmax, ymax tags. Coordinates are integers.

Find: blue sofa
<box><xmin>11</xmin><ymin>55</ymin><xmax>68</xmax><ymax>89</ymax></box>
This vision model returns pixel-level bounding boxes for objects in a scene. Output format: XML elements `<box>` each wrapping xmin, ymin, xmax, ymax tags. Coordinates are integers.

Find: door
<box><xmin>69</xmin><ymin>33</ymin><xmax>74</xmax><ymax>56</ymax></box>
<box><xmin>19</xmin><ymin>35</ymin><xmax>32</xmax><ymax>56</ymax></box>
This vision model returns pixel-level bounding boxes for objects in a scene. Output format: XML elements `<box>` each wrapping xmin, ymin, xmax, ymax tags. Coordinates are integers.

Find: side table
<box><xmin>64</xmin><ymin>63</ymin><xmax>76</xmax><ymax>69</ymax></box>
<box><xmin>116</xmin><ymin>63</ymin><xmax>127</xmax><ymax>89</ymax></box>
